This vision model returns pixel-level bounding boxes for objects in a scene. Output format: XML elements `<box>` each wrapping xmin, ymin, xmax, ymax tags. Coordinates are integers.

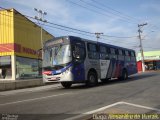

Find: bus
<box><xmin>42</xmin><ymin>36</ymin><xmax>137</xmax><ymax>88</ymax></box>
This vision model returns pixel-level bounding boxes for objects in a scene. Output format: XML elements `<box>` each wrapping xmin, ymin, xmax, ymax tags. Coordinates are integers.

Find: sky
<box><xmin>1</xmin><ymin>0</ymin><xmax>160</xmax><ymax>53</ymax></box>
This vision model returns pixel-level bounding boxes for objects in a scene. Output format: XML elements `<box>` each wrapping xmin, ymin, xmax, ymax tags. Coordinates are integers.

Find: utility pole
<box><xmin>138</xmin><ymin>23</ymin><xmax>147</xmax><ymax>72</ymax></box>
<box><xmin>95</xmin><ymin>32</ymin><xmax>103</xmax><ymax>42</ymax></box>
<box><xmin>34</xmin><ymin>8</ymin><xmax>47</xmax><ymax>60</ymax></box>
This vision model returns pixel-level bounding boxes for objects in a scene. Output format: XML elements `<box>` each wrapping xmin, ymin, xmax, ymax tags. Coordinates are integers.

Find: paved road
<box><xmin>0</xmin><ymin>71</ymin><xmax>160</xmax><ymax>120</ymax></box>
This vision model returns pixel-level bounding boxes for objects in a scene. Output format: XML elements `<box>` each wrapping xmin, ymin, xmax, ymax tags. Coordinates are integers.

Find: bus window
<box><xmin>73</xmin><ymin>43</ymin><xmax>86</xmax><ymax>62</ymax></box>
<box><xmin>110</xmin><ymin>48</ymin><xmax>115</xmax><ymax>54</ymax></box>
<box><xmin>110</xmin><ymin>48</ymin><xmax>117</xmax><ymax>59</ymax></box>
<box><xmin>125</xmin><ymin>50</ymin><xmax>129</xmax><ymax>56</ymax></box>
<box><xmin>87</xmin><ymin>43</ymin><xmax>99</xmax><ymax>59</ymax></box>
<box><xmin>125</xmin><ymin>50</ymin><xmax>131</xmax><ymax>61</ymax></box>
<box><xmin>118</xmin><ymin>49</ymin><xmax>123</xmax><ymax>55</ymax></box>
<box><xmin>131</xmin><ymin>51</ymin><xmax>136</xmax><ymax>62</ymax></box>
<box><xmin>100</xmin><ymin>46</ymin><xmax>109</xmax><ymax>60</ymax></box>
<box><xmin>118</xmin><ymin>49</ymin><xmax>124</xmax><ymax>61</ymax></box>
<box><xmin>131</xmin><ymin>51</ymin><xmax>135</xmax><ymax>57</ymax></box>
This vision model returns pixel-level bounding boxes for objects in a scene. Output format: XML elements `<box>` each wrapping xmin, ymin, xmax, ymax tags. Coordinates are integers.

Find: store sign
<box><xmin>144</xmin><ymin>56</ymin><xmax>160</xmax><ymax>60</ymax></box>
<box><xmin>14</xmin><ymin>43</ymin><xmax>37</xmax><ymax>55</ymax></box>
<box><xmin>22</xmin><ymin>47</ymin><xmax>37</xmax><ymax>55</ymax></box>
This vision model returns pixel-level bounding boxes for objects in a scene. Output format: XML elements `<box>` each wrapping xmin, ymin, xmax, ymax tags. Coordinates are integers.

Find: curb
<box><xmin>0</xmin><ymin>79</ymin><xmax>44</xmax><ymax>91</ymax></box>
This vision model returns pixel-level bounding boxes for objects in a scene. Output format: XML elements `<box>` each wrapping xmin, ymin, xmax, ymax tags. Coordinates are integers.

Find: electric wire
<box><xmin>90</xmin><ymin>0</ymin><xmax>141</xmax><ymax>23</ymax></box>
<box><xmin>79</xmin><ymin>0</ymin><xmax>139</xmax><ymax>24</ymax></box>
<box><xmin>0</xmin><ymin>6</ymin><xmax>141</xmax><ymax>39</ymax></box>
<box><xmin>0</xmin><ymin>12</ymin><xmax>141</xmax><ymax>46</ymax></box>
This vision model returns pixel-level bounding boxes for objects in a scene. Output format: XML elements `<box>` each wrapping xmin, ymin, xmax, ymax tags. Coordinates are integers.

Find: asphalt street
<box><xmin>0</xmin><ymin>71</ymin><xmax>160</xmax><ymax>120</ymax></box>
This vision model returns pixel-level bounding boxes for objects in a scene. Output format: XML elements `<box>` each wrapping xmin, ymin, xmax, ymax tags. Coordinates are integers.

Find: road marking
<box><xmin>121</xmin><ymin>101</ymin><xmax>160</xmax><ymax>112</ymax></box>
<box><xmin>65</xmin><ymin>102</ymin><xmax>123</xmax><ymax>120</ymax></box>
<box><xmin>0</xmin><ymin>93</ymin><xmax>71</xmax><ymax>106</ymax></box>
<box><xmin>85</xmin><ymin>102</ymin><xmax>123</xmax><ymax>114</ymax></box>
<box><xmin>65</xmin><ymin>101</ymin><xmax>160</xmax><ymax>120</ymax></box>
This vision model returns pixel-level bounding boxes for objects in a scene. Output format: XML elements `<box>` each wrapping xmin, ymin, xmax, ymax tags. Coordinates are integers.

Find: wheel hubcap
<box><xmin>90</xmin><ymin>75</ymin><xmax>95</xmax><ymax>83</ymax></box>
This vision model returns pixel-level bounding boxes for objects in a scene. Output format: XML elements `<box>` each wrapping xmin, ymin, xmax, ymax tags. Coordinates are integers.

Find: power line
<box><xmin>66</xmin><ymin>0</ymin><xmax>114</xmax><ymax>18</ymax></box>
<box><xmin>0</xmin><ymin>14</ymin><xmax>139</xmax><ymax>49</ymax></box>
<box><xmin>25</xmin><ymin>14</ymin><xmax>139</xmax><ymax>39</ymax></box>
<box><xmin>101</xmin><ymin>34</ymin><xmax>137</xmax><ymax>38</ymax></box>
<box><xmin>0</xmin><ymin>11</ymin><xmax>139</xmax><ymax>46</ymax></box>
<box><xmin>91</xmin><ymin>0</ymin><xmax>141</xmax><ymax>23</ymax></box>
<box><xmin>44</xmin><ymin>24</ymin><xmax>95</xmax><ymax>38</ymax></box>
<box><xmin>0</xmin><ymin>11</ymin><xmax>95</xmax><ymax>38</ymax></box>
<box><xmin>0</xmin><ymin>7</ymin><xmax>144</xmax><ymax>43</ymax></box>
<box><xmin>79</xmin><ymin>0</ymin><xmax>138</xmax><ymax>24</ymax></box>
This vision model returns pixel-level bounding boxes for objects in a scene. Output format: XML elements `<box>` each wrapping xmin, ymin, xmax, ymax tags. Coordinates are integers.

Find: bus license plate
<box><xmin>51</xmin><ymin>77</ymin><xmax>58</xmax><ymax>80</ymax></box>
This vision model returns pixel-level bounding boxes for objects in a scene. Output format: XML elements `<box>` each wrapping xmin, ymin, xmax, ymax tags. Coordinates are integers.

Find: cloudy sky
<box><xmin>1</xmin><ymin>0</ymin><xmax>160</xmax><ymax>53</ymax></box>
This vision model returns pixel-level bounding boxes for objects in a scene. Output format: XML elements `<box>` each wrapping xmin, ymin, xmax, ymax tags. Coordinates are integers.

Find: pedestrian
<box><xmin>2</xmin><ymin>68</ymin><xmax>7</xmax><ymax>79</ymax></box>
<box><xmin>0</xmin><ymin>69</ymin><xmax>2</xmax><ymax>78</ymax></box>
<box><xmin>145</xmin><ymin>64</ymin><xmax>148</xmax><ymax>70</ymax></box>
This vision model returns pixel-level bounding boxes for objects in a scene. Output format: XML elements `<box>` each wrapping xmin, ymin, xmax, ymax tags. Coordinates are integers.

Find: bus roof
<box><xmin>46</xmin><ymin>36</ymin><xmax>135</xmax><ymax>52</ymax></box>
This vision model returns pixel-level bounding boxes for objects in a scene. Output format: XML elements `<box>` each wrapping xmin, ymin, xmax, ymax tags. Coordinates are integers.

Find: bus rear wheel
<box><xmin>119</xmin><ymin>69</ymin><xmax>128</xmax><ymax>80</ymax></box>
<box><xmin>86</xmin><ymin>71</ymin><xmax>98</xmax><ymax>87</ymax></box>
<box><xmin>61</xmin><ymin>82</ymin><xmax>72</xmax><ymax>88</ymax></box>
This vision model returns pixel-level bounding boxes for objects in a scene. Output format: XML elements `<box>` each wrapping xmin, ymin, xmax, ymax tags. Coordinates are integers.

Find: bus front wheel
<box><xmin>61</xmin><ymin>82</ymin><xmax>72</xmax><ymax>88</ymax></box>
<box><xmin>86</xmin><ymin>71</ymin><xmax>98</xmax><ymax>87</ymax></box>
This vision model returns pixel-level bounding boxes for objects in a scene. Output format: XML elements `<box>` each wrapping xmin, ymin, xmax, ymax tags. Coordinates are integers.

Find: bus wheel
<box><xmin>86</xmin><ymin>71</ymin><xmax>98</xmax><ymax>87</ymax></box>
<box><xmin>120</xmin><ymin>70</ymin><xmax>128</xmax><ymax>80</ymax></box>
<box><xmin>61</xmin><ymin>82</ymin><xmax>72</xmax><ymax>88</ymax></box>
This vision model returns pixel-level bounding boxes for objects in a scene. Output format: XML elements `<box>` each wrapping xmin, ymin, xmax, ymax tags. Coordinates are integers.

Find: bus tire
<box><xmin>119</xmin><ymin>69</ymin><xmax>128</xmax><ymax>80</ymax></box>
<box><xmin>86</xmin><ymin>71</ymin><xmax>98</xmax><ymax>87</ymax></box>
<box><xmin>61</xmin><ymin>82</ymin><xmax>72</xmax><ymax>88</ymax></box>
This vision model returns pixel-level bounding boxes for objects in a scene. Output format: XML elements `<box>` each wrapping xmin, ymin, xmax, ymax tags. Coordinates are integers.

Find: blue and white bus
<box><xmin>43</xmin><ymin>36</ymin><xmax>137</xmax><ymax>88</ymax></box>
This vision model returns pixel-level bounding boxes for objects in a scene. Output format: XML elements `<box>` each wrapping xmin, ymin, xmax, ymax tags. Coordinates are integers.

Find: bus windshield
<box><xmin>43</xmin><ymin>44</ymin><xmax>72</xmax><ymax>67</ymax></box>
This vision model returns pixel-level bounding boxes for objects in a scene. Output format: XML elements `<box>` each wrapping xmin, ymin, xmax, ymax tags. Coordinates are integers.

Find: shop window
<box><xmin>16</xmin><ymin>56</ymin><xmax>42</xmax><ymax>79</ymax></box>
<box><xmin>0</xmin><ymin>56</ymin><xmax>12</xmax><ymax>79</ymax></box>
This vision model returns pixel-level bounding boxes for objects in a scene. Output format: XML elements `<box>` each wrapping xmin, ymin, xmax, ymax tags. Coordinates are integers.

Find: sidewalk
<box><xmin>0</xmin><ymin>79</ymin><xmax>44</xmax><ymax>91</ymax></box>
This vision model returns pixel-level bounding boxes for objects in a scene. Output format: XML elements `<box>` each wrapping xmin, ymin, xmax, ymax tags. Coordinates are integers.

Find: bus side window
<box><xmin>131</xmin><ymin>51</ymin><xmax>136</xmax><ymax>62</ymax></box>
<box><xmin>73</xmin><ymin>43</ymin><xmax>86</xmax><ymax>62</ymax></box>
<box><xmin>125</xmin><ymin>50</ymin><xmax>131</xmax><ymax>61</ymax></box>
<box><xmin>87</xmin><ymin>43</ymin><xmax>99</xmax><ymax>59</ymax></box>
<box><xmin>118</xmin><ymin>49</ymin><xmax>124</xmax><ymax>61</ymax></box>
<box><xmin>100</xmin><ymin>45</ymin><xmax>109</xmax><ymax>60</ymax></box>
<box><xmin>110</xmin><ymin>48</ymin><xmax>117</xmax><ymax>59</ymax></box>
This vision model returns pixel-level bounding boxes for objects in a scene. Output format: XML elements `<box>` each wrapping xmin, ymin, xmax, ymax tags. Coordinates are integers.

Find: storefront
<box><xmin>0</xmin><ymin>8</ymin><xmax>53</xmax><ymax>80</ymax></box>
<box><xmin>137</xmin><ymin>51</ymin><xmax>160</xmax><ymax>71</ymax></box>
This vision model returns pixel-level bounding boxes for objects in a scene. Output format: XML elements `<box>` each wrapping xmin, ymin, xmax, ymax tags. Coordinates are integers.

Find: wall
<box><xmin>0</xmin><ymin>9</ymin><xmax>14</xmax><ymax>56</ymax></box>
<box><xmin>13</xmin><ymin>9</ymin><xmax>53</xmax><ymax>59</ymax></box>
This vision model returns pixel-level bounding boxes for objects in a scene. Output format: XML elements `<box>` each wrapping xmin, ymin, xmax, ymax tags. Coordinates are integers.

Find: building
<box><xmin>0</xmin><ymin>8</ymin><xmax>53</xmax><ymax>80</ymax></box>
<box><xmin>137</xmin><ymin>51</ymin><xmax>160</xmax><ymax>71</ymax></box>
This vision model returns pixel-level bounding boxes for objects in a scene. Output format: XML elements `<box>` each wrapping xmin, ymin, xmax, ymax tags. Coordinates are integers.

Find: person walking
<box><xmin>2</xmin><ymin>68</ymin><xmax>7</xmax><ymax>79</ymax></box>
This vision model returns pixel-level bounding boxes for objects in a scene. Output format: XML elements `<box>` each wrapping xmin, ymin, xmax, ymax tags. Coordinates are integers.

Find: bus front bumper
<box><xmin>43</xmin><ymin>71</ymin><xmax>73</xmax><ymax>83</ymax></box>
